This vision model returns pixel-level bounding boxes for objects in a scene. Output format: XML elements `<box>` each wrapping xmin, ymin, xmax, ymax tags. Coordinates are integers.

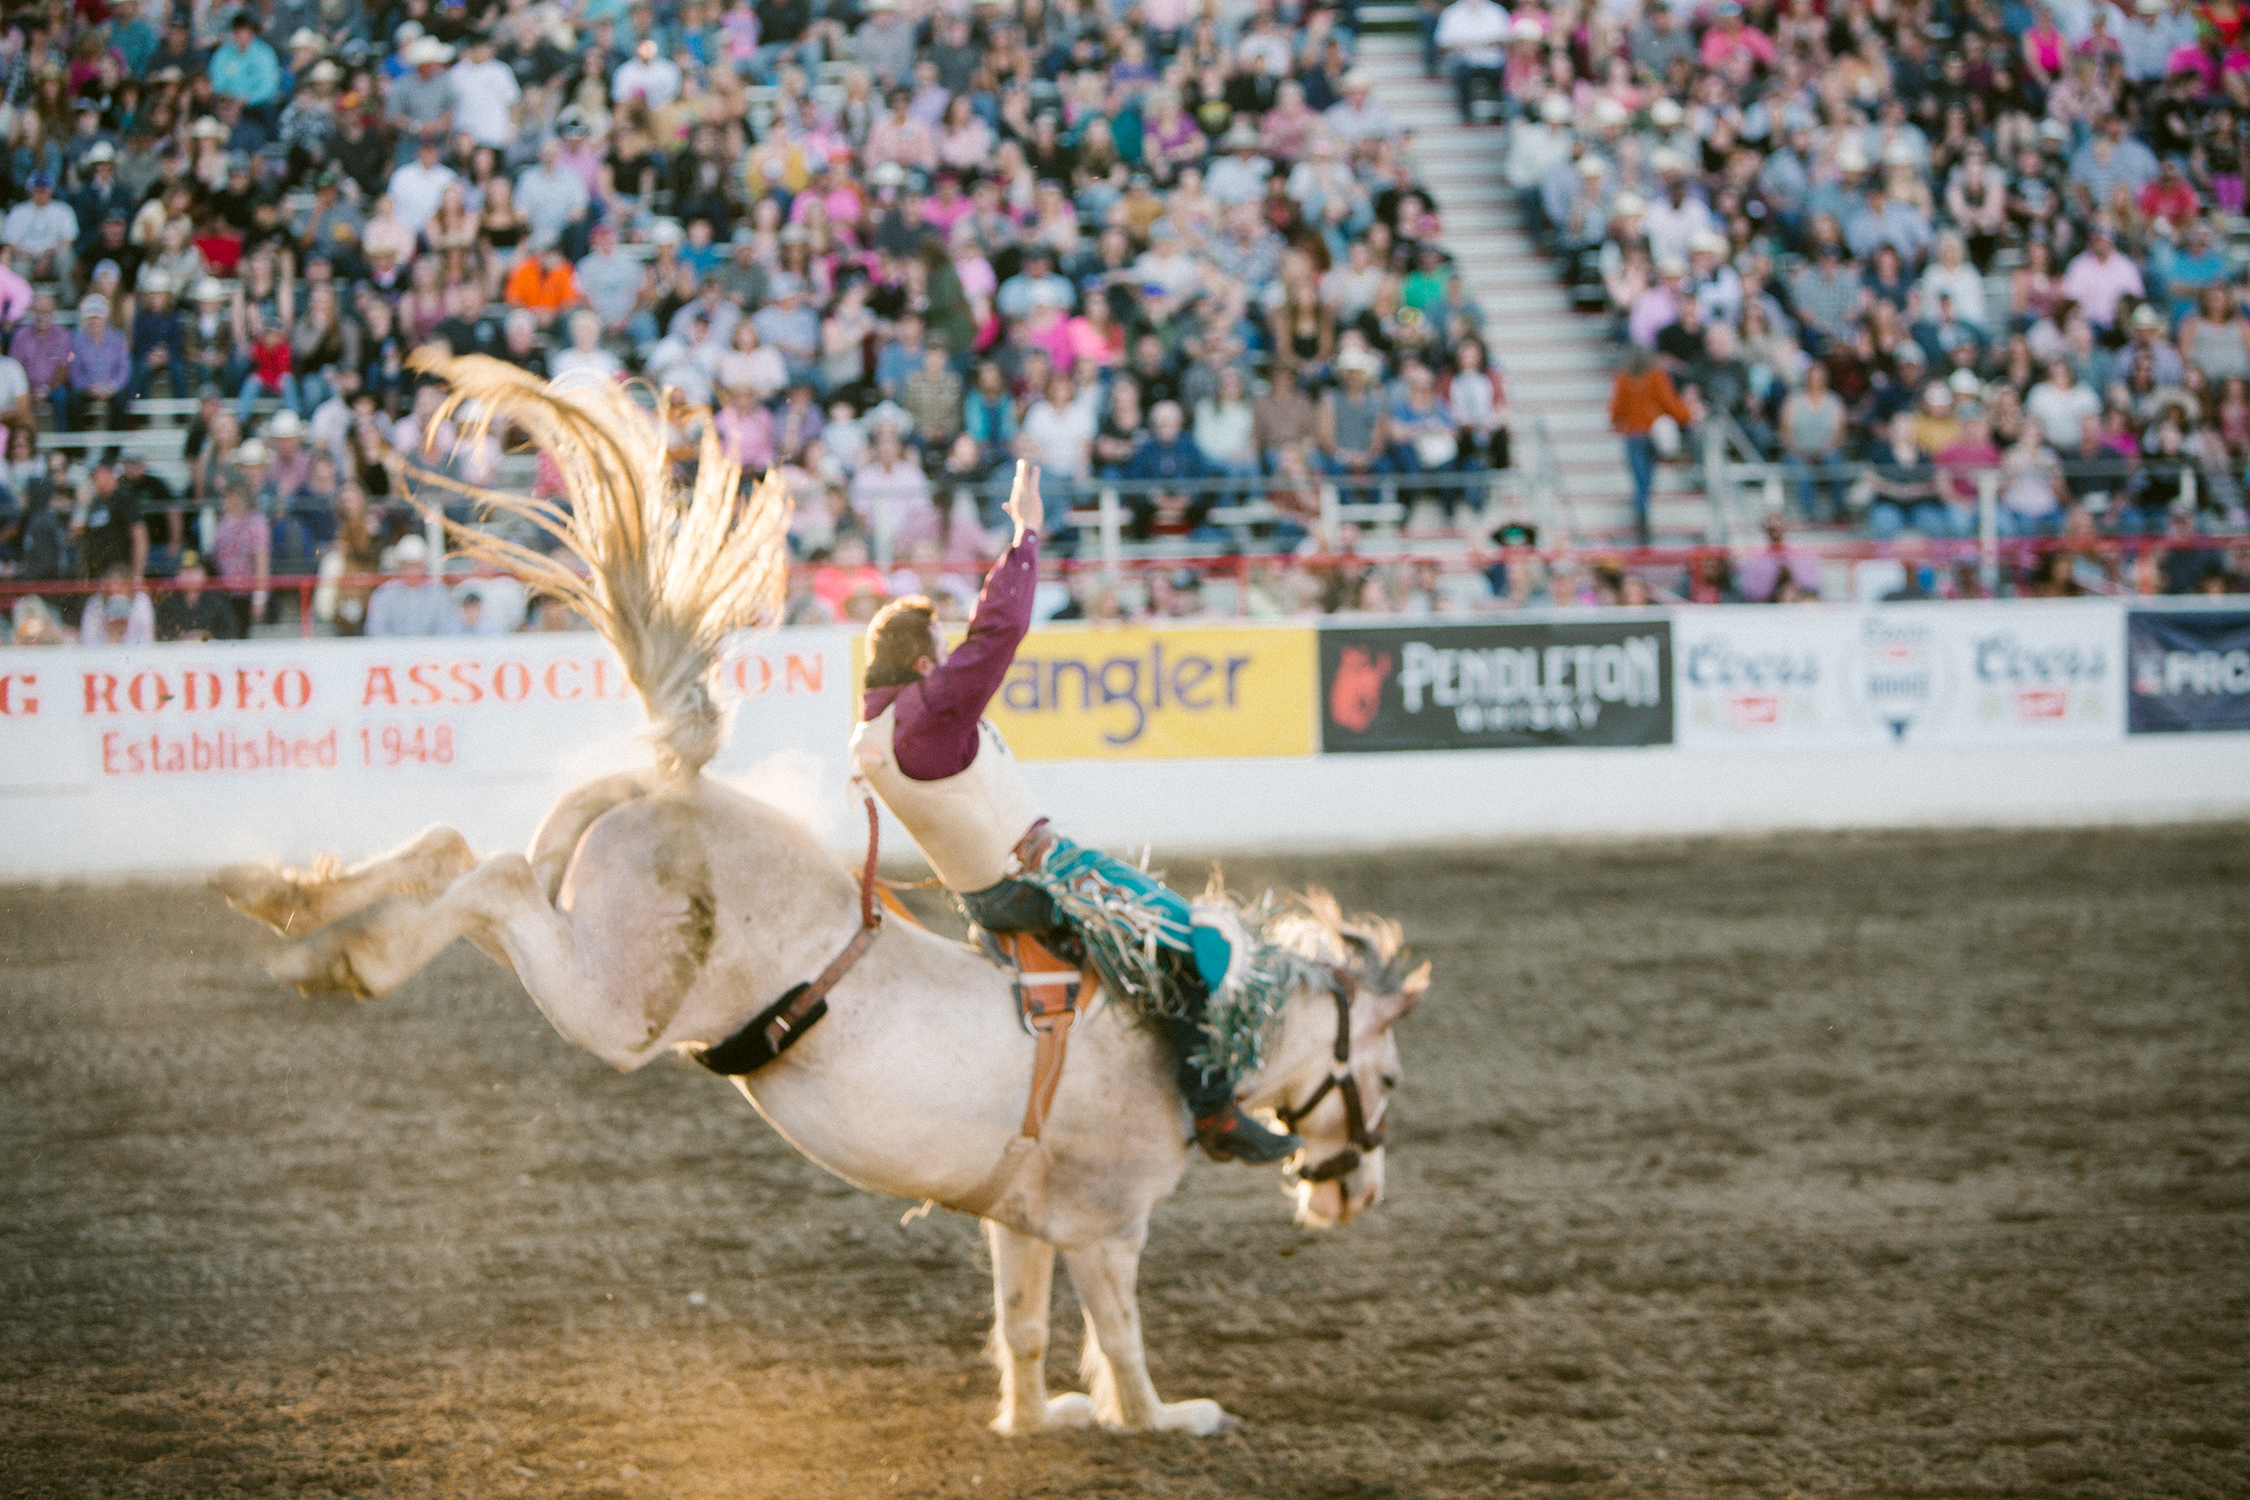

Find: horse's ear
<box><xmin>1376</xmin><ymin>961</ymin><xmax>1430</xmax><ymax>1026</ymax></box>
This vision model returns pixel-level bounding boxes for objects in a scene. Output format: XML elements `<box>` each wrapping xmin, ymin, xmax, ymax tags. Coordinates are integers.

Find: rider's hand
<box><xmin>1003</xmin><ymin>459</ymin><xmax>1044</xmax><ymax>545</ymax></box>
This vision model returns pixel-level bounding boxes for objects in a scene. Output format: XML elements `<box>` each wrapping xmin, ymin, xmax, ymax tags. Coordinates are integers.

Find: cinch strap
<box><xmin>693</xmin><ymin>791</ymin><xmax>885</xmax><ymax>1078</ymax></box>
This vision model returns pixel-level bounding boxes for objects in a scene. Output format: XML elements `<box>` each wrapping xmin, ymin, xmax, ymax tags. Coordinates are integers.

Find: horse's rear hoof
<box><xmin>269</xmin><ymin>938</ymin><xmax>371</xmax><ymax>1000</ymax></box>
<box><xmin>212</xmin><ymin>864</ymin><xmax>307</xmax><ymax>934</ymax></box>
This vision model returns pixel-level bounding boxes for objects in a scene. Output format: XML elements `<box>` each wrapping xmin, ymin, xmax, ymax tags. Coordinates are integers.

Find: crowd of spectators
<box><xmin>1</xmin><ymin>0</ymin><xmax>2245</xmax><ymax>647</ymax></box>
<box><xmin>1506</xmin><ymin>0</ymin><xmax>2250</xmax><ymax>576</ymax></box>
<box><xmin>0</xmin><ymin>0</ymin><xmax>1548</xmax><ymax>640</ymax></box>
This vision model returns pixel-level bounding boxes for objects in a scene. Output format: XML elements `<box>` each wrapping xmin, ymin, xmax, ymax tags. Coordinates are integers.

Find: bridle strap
<box><xmin>1277</xmin><ymin>966</ymin><xmax>1389</xmax><ymax>1183</ymax></box>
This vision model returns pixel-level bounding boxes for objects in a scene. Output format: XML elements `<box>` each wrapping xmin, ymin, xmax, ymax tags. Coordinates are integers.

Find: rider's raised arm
<box><xmin>883</xmin><ymin>461</ymin><xmax>1045</xmax><ymax>781</ymax></box>
<box><xmin>910</xmin><ymin>524</ymin><xmax>1041</xmax><ymax>741</ymax></box>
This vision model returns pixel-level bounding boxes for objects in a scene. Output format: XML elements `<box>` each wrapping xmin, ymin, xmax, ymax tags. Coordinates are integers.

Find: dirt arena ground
<box><xmin>3</xmin><ymin>825</ymin><xmax>2247</xmax><ymax>1500</ymax></box>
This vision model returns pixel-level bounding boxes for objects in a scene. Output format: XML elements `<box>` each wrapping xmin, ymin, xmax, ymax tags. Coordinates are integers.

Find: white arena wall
<box><xmin>0</xmin><ymin>601</ymin><xmax>2243</xmax><ymax>879</ymax></box>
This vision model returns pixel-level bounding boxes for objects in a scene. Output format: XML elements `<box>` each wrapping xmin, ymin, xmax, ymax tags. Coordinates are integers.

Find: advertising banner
<box><xmin>982</xmin><ymin>625</ymin><xmax>1317</xmax><ymax>760</ymax></box>
<box><xmin>0</xmin><ymin>628</ymin><xmax>856</xmax><ymax>793</ymax></box>
<box><xmin>1675</xmin><ymin>607</ymin><xmax>1862</xmax><ymax>749</ymax></box>
<box><xmin>1676</xmin><ymin>602</ymin><xmax>2123</xmax><ymax>749</ymax></box>
<box><xmin>1318</xmin><ymin>618</ymin><xmax>1673</xmax><ymax>752</ymax></box>
<box><xmin>2128</xmin><ymin>610</ymin><xmax>2250</xmax><ymax>734</ymax></box>
<box><xmin>1929</xmin><ymin>603</ymin><xmax>2122</xmax><ymax>744</ymax></box>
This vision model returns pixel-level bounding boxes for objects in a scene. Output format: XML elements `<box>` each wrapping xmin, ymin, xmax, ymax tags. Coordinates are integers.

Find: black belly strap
<box><xmin>693</xmin><ymin>796</ymin><xmax>886</xmax><ymax>1077</ymax></box>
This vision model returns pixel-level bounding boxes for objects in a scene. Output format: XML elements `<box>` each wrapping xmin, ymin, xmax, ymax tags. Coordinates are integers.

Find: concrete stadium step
<box><xmin>1360</xmin><ymin>32</ymin><xmax>1660</xmax><ymax>540</ymax></box>
<box><xmin>1356</xmin><ymin>2</ymin><xmax>1423</xmax><ymax>31</ymax></box>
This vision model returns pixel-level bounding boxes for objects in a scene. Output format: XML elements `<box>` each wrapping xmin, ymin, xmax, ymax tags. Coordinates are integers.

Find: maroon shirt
<box><xmin>860</xmin><ymin>530</ymin><xmax>1040</xmax><ymax>781</ymax></box>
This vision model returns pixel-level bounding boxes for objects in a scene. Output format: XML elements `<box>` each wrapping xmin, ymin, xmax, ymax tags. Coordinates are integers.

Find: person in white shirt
<box><xmin>447</xmin><ymin>35</ymin><xmax>521</xmax><ymax>150</ymax></box>
<box><xmin>2025</xmin><ymin>360</ymin><xmax>2101</xmax><ymax>448</ymax></box>
<box><xmin>1018</xmin><ymin>372</ymin><xmax>1097</xmax><ymax>481</ymax></box>
<box><xmin>306</xmin><ymin>365</ymin><xmax>363</xmax><ymax>471</ymax></box>
<box><xmin>551</xmin><ymin>310</ymin><xmax>625</xmax><ymax>387</ymax></box>
<box><xmin>79</xmin><ymin>570</ymin><xmax>156</xmax><ymax>645</ymax></box>
<box><xmin>1204</xmin><ymin>122</ymin><xmax>1273</xmax><ymax>206</ymax></box>
<box><xmin>2</xmin><ymin>175</ymin><xmax>79</xmax><ymax>286</ymax></box>
<box><xmin>1324</xmin><ymin>71</ymin><xmax>1399</xmax><ymax>143</ymax></box>
<box><xmin>1507</xmin><ymin>94</ymin><xmax>1576</xmax><ymax>190</ymax></box>
<box><xmin>453</xmin><ymin>565</ymin><xmax>528</xmax><ymax>633</ymax></box>
<box><xmin>849</xmin><ymin>422</ymin><xmax>941</xmax><ymax>559</ymax></box>
<box><xmin>1918</xmin><ymin>231</ymin><xmax>1988</xmax><ymax>329</ymax></box>
<box><xmin>612</xmin><ymin>38</ymin><xmax>683</xmax><ymax>108</ymax></box>
<box><xmin>386</xmin><ymin>138</ymin><xmax>460</xmax><ymax>238</ymax></box>
<box><xmin>1132</xmin><ymin>222</ymin><xmax>1205</xmax><ymax>307</ymax></box>
<box><xmin>1436</xmin><ymin>0</ymin><xmax>1511</xmax><ymax>124</ymax></box>
<box><xmin>1642</xmin><ymin>154</ymin><xmax>1717</xmax><ymax>267</ymax></box>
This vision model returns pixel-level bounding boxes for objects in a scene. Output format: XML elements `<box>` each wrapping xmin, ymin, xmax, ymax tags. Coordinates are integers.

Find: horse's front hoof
<box><xmin>989</xmin><ymin>1391</ymin><xmax>1098</xmax><ymax>1437</ymax></box>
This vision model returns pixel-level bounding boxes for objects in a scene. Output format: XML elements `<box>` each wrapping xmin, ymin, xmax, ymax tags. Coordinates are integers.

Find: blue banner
<box><xmin>2127</xmin><ymin>611</ymin><xmax>2250</xmax><ymax>734</ymax></box>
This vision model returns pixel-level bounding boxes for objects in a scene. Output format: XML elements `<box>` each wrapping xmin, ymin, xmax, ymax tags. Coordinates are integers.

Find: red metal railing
<box><xmin>1</xmin><ymin>529</ymin><xmax>2238</xmax><ymax>639</ymax></box>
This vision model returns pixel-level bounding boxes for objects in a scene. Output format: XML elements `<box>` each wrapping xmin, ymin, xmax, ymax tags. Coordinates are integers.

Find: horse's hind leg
<box><xmin>215</xmin><ymin>774</ymin><xmax>648</xmax><ymax>939</ymax></box>
<box><xmin>1061</xmin><ymin>1227</ymin><xmax>1233</xmax><ymax>1435</ymax></box>
<box><xmin>213</xmin><ymin>825</ymin><xmax>478</xmax><ymax>937</ymax></box>
<box><xmin>268</xmin><ymin>854</ymin><xmax>546</xmax><ymax>999</ymax></box>
<box><xmin>986</xmin><ymin>1222</ymin><xmax>1094</xmax><ymax>1435</ymax></box>
<box><xmin>272</xmin><ymin>837</ymin><xmax>691</xmax><ymax>1071</ymax></box>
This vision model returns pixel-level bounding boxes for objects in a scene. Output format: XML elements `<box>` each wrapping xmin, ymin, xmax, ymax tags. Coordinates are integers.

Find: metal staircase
<box><xmin>1355</xmin><ymin>31</ymin><xmax>1715</xmax><ymax>543</ymax></box>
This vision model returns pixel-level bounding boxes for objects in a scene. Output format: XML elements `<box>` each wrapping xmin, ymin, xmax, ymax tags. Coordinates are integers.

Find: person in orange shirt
<box><xmin>1609</xmin><ymin>344</ymin><xmax>1694</xmax><ymax>546</ymax></box>
<box><xmin>505</xmin><ymin>235</ymin><xmax>580</xmax><ymax>328</ymax></box>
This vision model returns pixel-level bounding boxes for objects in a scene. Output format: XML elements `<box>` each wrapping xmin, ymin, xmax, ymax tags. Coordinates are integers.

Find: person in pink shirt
<box><xmin>714</xmin><ymin>374</ymin><xmax>776</xmax><ymax>471</ymax></box>
<box><xmin>1017</xmin><ymin>292</ymin><xmax>1078</xmax><ymax>370</ymax></box>
<box><xmin>1699</xmin><ymin>0</ymin><xmax>1776</xmax><ymax>69</ymax></box>
<box><xmin>865</xmin><ymin>87</ymin><xmax>939</xmax><ymax>171</ymax></box>
<box><xmin>919</xmin><ymin>171</ymin><xmax>975</xmax><ymax>236</ymax></box>
<box><xmin>788</xmin><ymin>164</ymin><xmax>866</xmax><ymax>231</ymax></box>
<box><xmin>0</xmin><ymin>259</ymin><xmax>31</xmax><ymax>325</ymax></box>
<box><xmin>2060</xmin><ymin>220</ymin><xmax>2146</xmax><ymax>330</ymax></box>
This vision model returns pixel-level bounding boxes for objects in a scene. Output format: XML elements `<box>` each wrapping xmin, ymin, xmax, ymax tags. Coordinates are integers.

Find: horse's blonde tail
<box><xmin>403</xmin><ymin>353</ymin><xmax>792</xmax><ymax>780</ymax></box>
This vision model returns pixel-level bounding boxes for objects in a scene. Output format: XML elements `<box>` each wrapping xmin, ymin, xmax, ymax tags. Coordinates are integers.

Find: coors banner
<box><xmin>1320</xmin><ymin>619</ymin><xmax>1674</xmax><ymax>752</ymax></box>
<box><xmin>2128</xmin><ymin>610</ymin><xmax>2250</xmax><ymax>734</ymax></box>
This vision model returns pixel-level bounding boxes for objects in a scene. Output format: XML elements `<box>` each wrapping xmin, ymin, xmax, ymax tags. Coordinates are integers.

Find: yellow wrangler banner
<box><xmin>988</xmin><ymin>625</ymin><xmax>1316</xmax><ymax>759</ymax></box>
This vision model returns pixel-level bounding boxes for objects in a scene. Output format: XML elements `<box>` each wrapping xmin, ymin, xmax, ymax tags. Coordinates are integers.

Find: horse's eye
<box><xmin>1379</xmin><ymin>1073</ymin><xmax>1399</xmax><ymax>1091</ymax></box>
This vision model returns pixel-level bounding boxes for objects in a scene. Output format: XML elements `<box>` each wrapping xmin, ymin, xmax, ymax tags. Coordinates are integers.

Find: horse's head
<box><xmin>1251</xmin><ymin>894</ymin><xmax>1428</xmax><ymax>1229</ymax></box>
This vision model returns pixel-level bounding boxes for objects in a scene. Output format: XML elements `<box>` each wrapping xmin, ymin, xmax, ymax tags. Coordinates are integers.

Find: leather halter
<box><xmin>1276</xmin><ymin>968</ymin><xmax>1389</xmax><ymax>1184</ymax></box>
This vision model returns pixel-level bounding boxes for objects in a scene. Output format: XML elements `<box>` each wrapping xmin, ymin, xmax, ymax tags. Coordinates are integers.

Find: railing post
<box><xmin>1097</xmin><ymin>487</ymin><xmax>1123</xmax><ymax>580</ymax></box>
<box><xmin>1977</xmin><ymin>470</ymin><xmax>2000</xmax><ymax>594</ymax></box>
<box><xmin>1702</xmin><ymin>418</ymin><xmax>1730</xmax><ymax>543</ymax></box>
<box><xmin>870</xmin><ymin>494</ymin><xmax>896</xmax><ymax>566</ymax></box>
<box><xmin>299</xmin><ymin>578</ymin><xmax>314</xmax><ymax>638</ymax></box>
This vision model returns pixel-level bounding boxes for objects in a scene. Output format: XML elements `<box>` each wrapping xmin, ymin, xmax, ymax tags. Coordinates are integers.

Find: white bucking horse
<box><xmin>214</xmin><ymin>356</ymin><xmax>1427</xmax><ymax>1436</ymax></box>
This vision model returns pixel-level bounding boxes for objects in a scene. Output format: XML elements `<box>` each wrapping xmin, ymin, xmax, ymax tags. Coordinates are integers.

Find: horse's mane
<box><xmin>1205</xmin><ymin>877</ymin><xmax>1414</xmax><ymax>995</ymax></box>
<box><xmin>402</xmin><ymin>353</ymin><xmax>793</xmax><ymax>780</ymax></box>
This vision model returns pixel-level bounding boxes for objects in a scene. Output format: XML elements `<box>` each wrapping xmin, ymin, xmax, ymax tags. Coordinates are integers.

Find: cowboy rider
<box><xmin>849</xmin><ymin>460</ymin><xmax>1302</xmax><ymax>1164</ymax></box>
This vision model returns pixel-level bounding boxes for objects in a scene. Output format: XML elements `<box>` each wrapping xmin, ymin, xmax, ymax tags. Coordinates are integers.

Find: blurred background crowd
<box><xmin>0</xmin><ymin>0</ymin><xmax>2245</xmax><ymax>646</ymax></box>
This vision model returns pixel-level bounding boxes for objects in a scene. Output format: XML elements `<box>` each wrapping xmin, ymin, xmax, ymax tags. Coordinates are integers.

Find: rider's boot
<box><xmin>1193</xmin><ymin>1102</ymin><xmax>1303</xmax><ymax>1163</ymax></box>
<box><xmin>1170</xmin><ymin>1012</ymin><xmax>1302</xmax><ymax>1163</ymax></box>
